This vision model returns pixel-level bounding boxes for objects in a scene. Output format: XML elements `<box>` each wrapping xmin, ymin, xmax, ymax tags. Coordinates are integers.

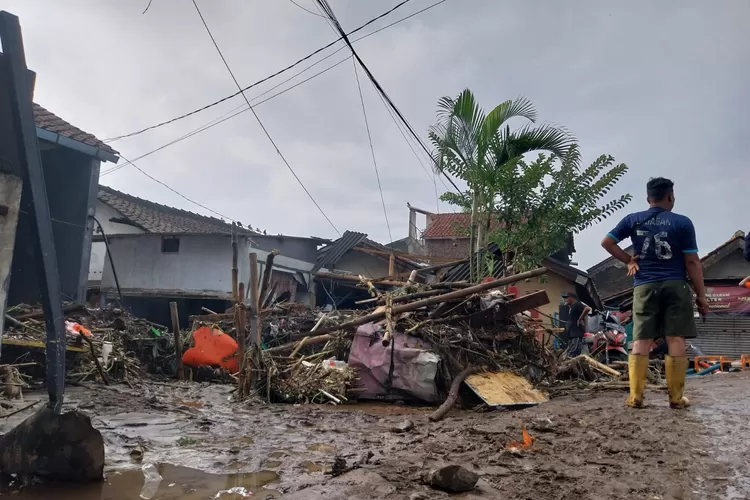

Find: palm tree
<box><xmin>428</xmin><ymin>90</ymin><xmax>575</xmax><ymax>282</ymax></box>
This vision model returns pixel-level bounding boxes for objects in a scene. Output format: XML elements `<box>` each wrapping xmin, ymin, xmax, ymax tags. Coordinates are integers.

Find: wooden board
<box><xmin>2</xmin><ymin>338</ymin><xmax>87</xmax><ymax>353</ymax></box>
<box><xmin>464</xmin><ymin>371</ymin><xmax>548</xmax><ymax>407</ymax></box>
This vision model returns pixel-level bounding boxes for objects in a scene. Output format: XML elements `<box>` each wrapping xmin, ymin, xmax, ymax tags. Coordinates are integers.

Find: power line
<box><xmin>104</xmin><ymin>0</ymin><xmax>417</xmax><ymax>143</ymax></box>
<box><xmin>313</xmin><ymin>0</ymin><xmax>463</xmax><ymax>197</ymax></box>
<box><xmin>100</xmin><ymin>53</ymin><xmax>353</xmax><ymax>177</ymax></box>
<box><xmin>314</xmin><ymin>0</ymin><xmax>448</xmax><ymax>213</ymax></box>
<box><xmin>352</xmin><ymin>60</ymin><xmax>393</xmax><ymax>244</ymax></box>
<box><xmin>288</xmin><ymin>0</ymin><xmax>327</xmax><ymax>17</ymax></box>
<box><xmin>191</xmin><ymin>0</ymin><xmax>341</xmax><ymax>236</ymax></box>
<box><xmin>119</xmin><ymin>152</ymin><xmax>235</xmax><ymax>221</ymax></box>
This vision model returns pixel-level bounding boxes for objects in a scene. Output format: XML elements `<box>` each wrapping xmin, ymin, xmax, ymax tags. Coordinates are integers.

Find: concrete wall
<box><xmin>251</xmin><ymin>234</ymin><xmax>319</xmax><ymax>263</ymax></box>
<box><xmin>89</xmin><ymin>201</ymin><xmax>146</xmax><ymax>282</ymax></box>
<box><xmin>9</xmin><ymin>145</ymin><xmax>98</xmax><ymax>305</ymax></box>
<box><xmin>101</xmin><ymin>234</ymin><xmax>237</xmax><ymax>296</ymax></box>
<box><xmin>514</xmin><ymin>272</ymin><xmax>571</xmax><ymax>328</ymax></box>
<box><xmin>424</xmin><ymin>238</ymin><xmax>470</xmax><ymax>260</ymax></box>
<box><xmin>332</xmin><ymin>251</ymin><xmax>412</xmax><ymax>279</ymax></box>
<box><xmin>704</xmin><ymin>248</ymin><xmax>750</xmax><ymax>280</ymax></box>
<box><xmin>101</xmin><ymin>234</ymin><xmax>316</xmax><ymax>299</ymax></box>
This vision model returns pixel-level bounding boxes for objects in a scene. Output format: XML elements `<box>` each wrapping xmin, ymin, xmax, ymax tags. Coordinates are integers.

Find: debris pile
<box><xmin>196</xmin><ymin>267</ymin><xmax>563</xmax><ymax>409</ymax></box>
<box><xmin>2</xmin><ymin>303</ymin><xmax>160</xmax><ymax>385</ymax></box>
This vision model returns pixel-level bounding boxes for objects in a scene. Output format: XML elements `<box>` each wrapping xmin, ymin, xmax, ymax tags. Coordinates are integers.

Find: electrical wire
<box><xmin>100</xmin><ymin>54</ymin><xmax>353</xmax><ymax>177</ymax></box>
<box><xmin>103</xmin><ymin>0</ymin><xmax>417</xmax><ymax>143</ymax></box>
<box><xmin>352</xmin><ymin>60</ymin><xmax>393</xmax><ymax>244</ymax></box>
<box><xmin>102</xmin><ymin>0</ymin><xmax>450</xmax><ymax>178</ymax></box>
<box><xmin>120</xmin><ymin>152</ymin><xmax>236</xmax><ymax>221</ymax></box>
<box><xmin>288</xmin><ymin>0</ymin><xmax>327</xmax><ymax>17</ymax></box>
<box><xmin>191</xmin><ymin>0</ymin><xmax>340</xmax><ymax>236</ymax></box>
<box><xmin>313</xmin><ymin>0</ymin><xmax>463</xmax><ymax>196</ymax></box>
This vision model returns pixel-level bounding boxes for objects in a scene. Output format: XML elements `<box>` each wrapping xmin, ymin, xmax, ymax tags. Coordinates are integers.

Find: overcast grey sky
<box><xmin>5</xmin><ymin>0</ymin><xmax>749</xmax><ymax>268</ymax></box>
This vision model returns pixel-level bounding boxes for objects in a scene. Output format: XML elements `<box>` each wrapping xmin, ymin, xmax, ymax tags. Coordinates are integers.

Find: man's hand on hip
<box><xmin>627</xmin><ymin>256</ymin><xmax>640</xmax><ymax>277</ymax></box>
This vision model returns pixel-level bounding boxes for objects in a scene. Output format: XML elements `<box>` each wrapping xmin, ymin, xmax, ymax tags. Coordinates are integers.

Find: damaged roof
<box><xmin>313</xmin><ymin>231</ymin><xmax>369</xmax><ymax>273</ymax></box>
<box><xmin>34</xmin><ymin>103</ymin><xmax>119</xmax><ymax>160</ymax></box>
<box><xmin>98</xmin><ymin>185</ymin><xmax>255</xmax><ymax>235</ymax></box>
<box><xmin>314</xmin><ymin>231</ymin><xmax>422</xmax><ymax>273</ymax></box>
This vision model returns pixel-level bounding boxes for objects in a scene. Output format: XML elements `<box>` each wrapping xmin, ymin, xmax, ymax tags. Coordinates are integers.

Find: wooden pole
<box><xmin>388</xmin><ymin>252</ymin><xmax>395</xmax><ymax>277</ymax></box>
<box><xmin>382</xmin><ymin>293</ymin><xmax>394</xmax><ymax>347</ymax></box>
<box><xmin>249</xmin><ymin>253</ymin><xmax>260</xmax><ymax>346</ymax></box>
<box><xmin>169</xmin><ymin>301</ymin><xmax>184</xmax><ymax>380</ymax></box>
<box><xmin>274</xmin><ymin>267</ymin><xmax>549</xmax><ymax>348</ymax></box>
<box><xmin>258</xmin><ymin>250</ymin><xmax>279</xmax><ymax>306</ymax></box>
<box><xmin>313</xmin><ymin>271</ymin><xmax>407</xmax><ymax>288</ymax></box>
<box><xmin>231</xmin><ymin>224</ymin><xmax>238</xmax><ymax>301</ymax></box>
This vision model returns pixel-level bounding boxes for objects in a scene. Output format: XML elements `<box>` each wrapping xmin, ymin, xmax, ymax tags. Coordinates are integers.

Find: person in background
<box><xmin>601</xmin><ymin>177</ymin><xmax>708</xmax><ymax>410</ymax></box>
<box><xmin>563</xmin><ymin>292</ymin><xmax>591</xmax><ymax>357</ymax></box>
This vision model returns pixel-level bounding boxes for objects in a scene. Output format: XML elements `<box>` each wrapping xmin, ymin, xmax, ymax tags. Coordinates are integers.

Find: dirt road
<box><xmin>1</xmin><ymin>373</ymin><xmax>748</xmax><ymax>499</ymax></box>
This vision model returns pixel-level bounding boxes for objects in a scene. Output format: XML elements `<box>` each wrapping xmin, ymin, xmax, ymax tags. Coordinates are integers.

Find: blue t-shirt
<box><xmin>607</xmin><ymin>207</ymin><xmax>698</xmax><ymax>287</ymax></box>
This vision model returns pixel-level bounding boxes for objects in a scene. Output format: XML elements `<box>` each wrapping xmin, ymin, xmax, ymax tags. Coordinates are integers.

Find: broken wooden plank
<box><xmin>464</xmin><ymin>371</ymin><xmax>548</xmax><ymax>407</ymax></box>
<box><xmin>468</xmin><ymin>290</ymin><xmax>550</xmax><ymax>328</ymax></box>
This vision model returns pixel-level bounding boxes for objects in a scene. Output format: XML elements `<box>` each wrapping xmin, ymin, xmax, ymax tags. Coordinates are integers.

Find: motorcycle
<box><xmin>581</xmin><ymin>311</ymin><xmax>628</xmax><ymax>364</ymax></box>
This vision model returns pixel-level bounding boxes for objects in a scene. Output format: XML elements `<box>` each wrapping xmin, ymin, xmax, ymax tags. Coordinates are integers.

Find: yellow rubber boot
<box><xmin>626</xmin><ymin>354</ymin><xmax>649</xmax><ymax>408</ymax></box>
<box><xmin>665</xmin><ymin>355</ymin><xmax>690</xmax><ymax>409</ymax></box>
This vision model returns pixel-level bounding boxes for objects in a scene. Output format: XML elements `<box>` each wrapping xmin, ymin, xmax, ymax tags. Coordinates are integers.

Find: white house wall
<box><xmin>101</xmin><ymin>234</ymin><xmax>316</xmax><ymax>298</ymax></box>
<box><xmin>88</xmin><ymin>201</ymin><xmax>146</xmax><ymax>282</ymax></box>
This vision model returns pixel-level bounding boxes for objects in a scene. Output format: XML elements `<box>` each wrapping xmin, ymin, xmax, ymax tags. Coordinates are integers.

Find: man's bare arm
<box><xmin>579</xmin><ymin>305</ymin><xmax>592</xmax><ymax>324</ymax></box>
<box><xmin>684</xmin><ymin>253</ymin><xmax>705</xmax><ymax>299</ymax></box>
<box><xmin>601</xmin><ymin>236</ymin><xmax>632</xmax><ymax>265</ymax></box>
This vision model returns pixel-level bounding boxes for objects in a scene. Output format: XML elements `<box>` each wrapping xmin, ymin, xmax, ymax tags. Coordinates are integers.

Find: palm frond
<box><xmin>501</xmin><ymin>123</ymin><xmax>576</xmax><ymax>162</ymax></box>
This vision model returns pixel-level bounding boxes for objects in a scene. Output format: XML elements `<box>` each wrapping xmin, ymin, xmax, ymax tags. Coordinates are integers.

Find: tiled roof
<box><xmin>33</xmin><ymin>103</ymin><xmax>118</xmax><ymax>156</ymax></box>
<box><xmin>422</xmin><ymin>213</ymin><xmax>471</xmax><ymax>238</ymax></box>
<box><xmin>98</xmin><ymin>185</ymin><xmax>253</xmax><ymax>235</ymax></box>
<box><xmin>422</xmin><ymin>213</ymin><xmax>503</xmax><ymax>239</ymax></box>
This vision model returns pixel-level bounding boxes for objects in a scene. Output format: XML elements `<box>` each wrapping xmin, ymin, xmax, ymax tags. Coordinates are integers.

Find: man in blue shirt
<box><xmin>602</xmin><ymin>177</ymin><xmax>709</xmax><ymax>409</ymax></box>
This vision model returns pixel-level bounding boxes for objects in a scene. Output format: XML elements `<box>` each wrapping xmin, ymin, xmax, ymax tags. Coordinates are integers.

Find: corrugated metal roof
<box><xmin>442</xmin><ymin>242</ymin><xmax>504</xmax><ymax>281</ymax></box>
<box><xmin>313</xmin><ymin>231</ymin><xmax>368</xmax><ymax>273</ymax></box>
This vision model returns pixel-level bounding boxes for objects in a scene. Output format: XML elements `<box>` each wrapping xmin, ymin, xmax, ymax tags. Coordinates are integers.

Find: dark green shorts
<box><xmin>632</xmin><ymin>280</ymin><xmax>697</xmax><ymax>341</ymax></box>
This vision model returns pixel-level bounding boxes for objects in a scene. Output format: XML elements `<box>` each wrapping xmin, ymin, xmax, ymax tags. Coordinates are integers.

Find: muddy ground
<box><xmin>1</xmin><ymin>372</ymin><xmax>748</xmax><ymax>500</ymax></box>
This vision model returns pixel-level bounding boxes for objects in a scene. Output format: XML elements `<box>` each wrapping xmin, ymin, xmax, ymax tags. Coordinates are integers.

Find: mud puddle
<box><xmin>0</xmin><ymin>464</ymin><xmax>282</xmax><ymax>499</ymax></box>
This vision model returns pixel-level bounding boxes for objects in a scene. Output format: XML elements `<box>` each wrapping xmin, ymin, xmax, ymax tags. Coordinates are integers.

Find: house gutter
<box><xmin>36</xmin><ymin>127</ymin><xmax>119</xmax><ymax>164</ymax></box>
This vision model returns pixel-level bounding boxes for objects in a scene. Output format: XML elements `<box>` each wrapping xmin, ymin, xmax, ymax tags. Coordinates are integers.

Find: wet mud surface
<box><xmin>1</xmin><ymin>373</ymin><xmax>748</xmax><ymax>499</ymax></box>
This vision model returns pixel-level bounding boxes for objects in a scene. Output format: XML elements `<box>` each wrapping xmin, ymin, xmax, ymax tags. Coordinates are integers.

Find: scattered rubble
<box><xmin>1</xmin><ymin>265</ymin><xmax>656</xmax><ymax>419</ymax></box>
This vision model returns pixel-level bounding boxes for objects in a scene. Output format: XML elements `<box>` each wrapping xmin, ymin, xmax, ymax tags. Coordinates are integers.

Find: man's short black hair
<box><xmin>564</xmin><ymin>291</ymin><xmax>577</xmax><ymax>299</ymax></box>
<box><xmin>647</xmin><ymin>177</ymin><xmax>674</xmax><ymax>202</ymax></box>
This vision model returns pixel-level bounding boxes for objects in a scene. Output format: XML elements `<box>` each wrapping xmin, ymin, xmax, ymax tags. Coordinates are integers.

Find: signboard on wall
<box><xmin>700</xmin><ymin>285</ymin><xmax>750</xmax><ymax>315</ymax></box>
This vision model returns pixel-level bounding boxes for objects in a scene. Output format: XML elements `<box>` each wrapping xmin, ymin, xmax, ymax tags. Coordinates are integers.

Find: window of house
<box><xmin>161</xmin><ymin>237</ymin><xmax>180</xmax><ymax>253</ymax></box>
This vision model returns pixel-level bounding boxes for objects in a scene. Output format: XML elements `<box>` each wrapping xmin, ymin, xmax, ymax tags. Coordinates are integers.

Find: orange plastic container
<box><xmin>182</xmin><ymin>326</ymin><xmax>239</xmax><ymax>373</ymax></box>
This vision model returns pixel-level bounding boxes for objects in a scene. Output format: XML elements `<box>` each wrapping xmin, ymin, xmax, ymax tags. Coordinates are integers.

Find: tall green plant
<box><xmin>428</xmin><ymin>89</ymin><xmax>576</xmax><ymax>281</ymax></box>
<box><xmin>450</xmin><ymin>147</ymin><xmax>632</xmax><ymax>275</ymax></box>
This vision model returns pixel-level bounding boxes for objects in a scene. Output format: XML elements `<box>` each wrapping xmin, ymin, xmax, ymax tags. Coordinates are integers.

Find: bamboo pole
<box><xmin>388</xmin><ymin>252</ymin><xmax>395</xmax><ymax>276</ymax></box>
<box><xmin>249</xmin><ymin>253</ymin><xmax>260</xmax><ymax>347</ymax></box>
<box><xmin>169</xmin><ymin>301</ymin><xmax>184</xmax><ymax>380</ymax></box>
<box><xmin>231</xmin><ymin>224</ymin><xmax>238</xmax><ymax>301</ymax></box>
<box><xmin>313</xmin><ymin>271</ymin><xmax>407</xmax><ymax>288</ymax></box>
<box><xmin>270</xmin><ymin>268</ymin><xmax>548</xmax><ymax>351</ymax></box>
<box><xmin>382</xmin><ymin>293</ymin><xmax>394</xmax><ymax>347</ymax></box>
